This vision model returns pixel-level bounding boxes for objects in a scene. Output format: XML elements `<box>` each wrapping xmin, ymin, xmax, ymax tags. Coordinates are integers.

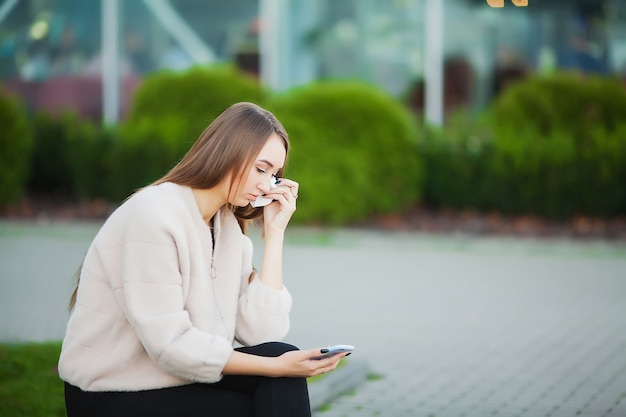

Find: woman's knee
<box><xmin>265</xmin><ymin>341</ymin><xmax>299</xmax><ymax>354</ymax></box>
<box><xmin>237</xmin><ymin>342</ymin><xmax>299</xmax><ymax>358</ymax></box>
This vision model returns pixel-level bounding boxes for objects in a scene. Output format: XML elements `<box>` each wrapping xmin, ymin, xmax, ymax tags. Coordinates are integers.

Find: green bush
<box><xmin>486</xmin><ymin>124</ymin><xmax>580</xmax><ymax>217</ymax></box>
<box><xmin>104</xmin><ymin>65</ymin><xmax>268</xmax><ymax>201</ymax></box>
<box><xmin>104</xmin><ymin>117</ymin><xmax>191</xmax><ymax>201</ymax></box>
<box><xmin>484</xmin><ymin>72</ymin><xmax>626</xmax><ymax>218</ymax></box>
<box><xmin>0</xmin><ymin>92</ymin><xmax>32</xmax><ymax>205</ymax></box>
<box><xmin>418</xmin><ymin>108</ymin><xmax>626</xmax><ymax>219</ymax></box>
<box><xmin>67</xmin><ymin>123</ymin><xmax>115</xmax><ymax>200</ymax></box>
<box><xmin>268</xmin><ymin>81</ymin><xmax>424</xmax><ymax>224</ymax></box>
<box><xmin>489</xmin><ymin>72</ymin><xmax>626</xmax><ymax>140</ymax></box>
<box><xmin>574</xmin><ymin>123</ymin><xmax>626</xmax><ymax>216</ymax></box>
<box><xmin>488</xmin><ymin>124</ymin><xmax>626</xmax><ymax>218</ymax></box>
<box><xmin>418</xmin><ymin>112</ymin><xmax>496</xmax><ymax>211</ymax></box>
<box><xmin>29</xmin><ymin>112</ymin><xmax>81</xmax><ymax>195</ymax></box>
<box><xmin>127</xmin><ymin>65</ymin><xmax>267</xmax><ymax>143</ymax></box>
<box><xmin>28</xmin><ymin>112</ymin><xmax>113</xmax><ymax>200</ymax></box>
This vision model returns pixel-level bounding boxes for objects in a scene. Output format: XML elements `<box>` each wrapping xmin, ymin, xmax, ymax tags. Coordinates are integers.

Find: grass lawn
<box><xmin>0</xmin><ymin>341</ymin><xmax>65</xmax><ymax>417</ymax></box>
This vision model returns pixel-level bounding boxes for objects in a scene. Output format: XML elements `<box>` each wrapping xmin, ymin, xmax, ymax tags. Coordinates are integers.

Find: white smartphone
<box><xmin>250</xmin><ymin>175</ymin><xmax>280</xmax><ymax>208</ymax></box>
<box><xmin>314</xmin><ymin>344</ymin><xmax>354</xmax><ymax>360</ymax></box>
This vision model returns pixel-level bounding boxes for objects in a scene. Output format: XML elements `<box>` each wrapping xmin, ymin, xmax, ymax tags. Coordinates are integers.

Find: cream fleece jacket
<box><xmin>58</xmin><ymin>182</ymin><xmax>292</xmax><ymax>391</ymax></box>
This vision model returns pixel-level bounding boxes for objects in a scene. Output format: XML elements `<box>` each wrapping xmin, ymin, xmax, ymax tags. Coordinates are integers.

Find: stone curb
<box><xmin>308</xmin><ymin>359</ymin><xmax>370</xmax><ymax>411</ymax></box>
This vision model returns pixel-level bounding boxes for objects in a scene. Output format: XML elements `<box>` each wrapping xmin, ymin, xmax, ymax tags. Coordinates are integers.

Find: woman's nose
<box><xmin>257</xmin><ymin>182</ymin><xmax>270</xmax><ymax>194</ymax></box>
<box><xmin>258</xmin><ymin>176</ymin><xmax>278</xmax><ymax>194</ymax></box>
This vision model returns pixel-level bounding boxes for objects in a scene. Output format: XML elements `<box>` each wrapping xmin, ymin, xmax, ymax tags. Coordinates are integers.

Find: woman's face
<box><xmin>230</xmin><ymin>132</ymin><xmax>287</xmax><ymax>207</ymax></box>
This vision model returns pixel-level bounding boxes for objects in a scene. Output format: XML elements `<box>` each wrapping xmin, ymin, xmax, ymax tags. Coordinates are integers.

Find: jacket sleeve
<box><xmin>115</xmin><ymin>204</ymin><xmax>233</xmax><ymax>383</ymax></box>
<box><xmin>235</xmin><ymin>235</ymin><xmax>292</xmax><ymax>346</ymax></box>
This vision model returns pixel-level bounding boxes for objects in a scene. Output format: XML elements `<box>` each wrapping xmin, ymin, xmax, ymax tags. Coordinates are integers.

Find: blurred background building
<box><xmin>1</xmin><ymin>0</ymin><xmax>625</xmax><ymax>123</ymax></box>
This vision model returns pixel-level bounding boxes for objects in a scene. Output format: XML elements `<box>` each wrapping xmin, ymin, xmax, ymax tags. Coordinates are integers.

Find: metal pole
<box><xmin>102</xmin><ymin>0</ymin><xmax>120</xmax><ymax>125</ymax></box>
<box><xmin>425</xmin><ymin>0</ymin><xmax>444</xmax><ymax>126</ymax></box>
<box><xmin>0</xmin><ymin>0</ymin><xmax>19</xmax><ymax>25</ymax></box>
<box><xmin>259</xmin><ymin>0</ymin><xmax>281</xmax><ymax>90</ymax></box>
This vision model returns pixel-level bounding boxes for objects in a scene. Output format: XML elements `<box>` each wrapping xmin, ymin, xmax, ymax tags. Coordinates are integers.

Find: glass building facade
<box><xmin>1</xmin><ymin>0</ymin><xmax>625</xmax><ymax>122</ymax></box>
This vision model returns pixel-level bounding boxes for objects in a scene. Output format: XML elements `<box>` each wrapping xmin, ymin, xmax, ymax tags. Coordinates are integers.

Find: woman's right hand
<box><xmin>222</xmin><ymin>347</ymin><xmax>348</xmax><ymax>378</ymax></box>
<box><xmin>271</xmin><ymin>348</ymin><xmax>348</xmax><ymax>378</ymax></box>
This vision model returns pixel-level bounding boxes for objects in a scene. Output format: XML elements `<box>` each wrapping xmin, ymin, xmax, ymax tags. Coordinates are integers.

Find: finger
<box><xmin>277</xmin><ymin>179</ymin><xmax>299</xmax><ymax>198</ymax></box>
<box><xmin>277</xmin><ymin>178</ymin><xmax>298</xmax><ymax>189</ymax></box>
<box><xmin>304</xmin><ymin>347</ymin><xmax>331</xmax><ymax>361</ymax></box>
<box><xmin>315</xmin><ymin>357</ymin><xmax>340</xmax><ymax>375</ymax></box>
<box><xmin>313</xmin><ymin>356</ymin><xmax>341</xmax><ymax>369</ymax></box>
<box><xmin>277</xmin><ymin>184</ymin><xmax>297</xmax><ymax>199</ymax></box>
<box><xmin>268</xmin><ymin>193</ymin><xmax>290</xmax><ymax>208</ymax></box>
<box><xmin>265</xmin><ymin>185</ymin><xmax>291</xmax><ymax>198</ymax></box>
<box><xmin>289</xmin><ymin>183</ymin><xmax>299</xmax><ymax>199</ymax></box>
<box><xmin>282</xmin><ymin>349</ymin><xmax>317</xmax><ymax>364</ymax></box>
<box><xmin>265</xmin><ymin>189</ymin><xmax>296</xmax><ymax>207</ymax></box>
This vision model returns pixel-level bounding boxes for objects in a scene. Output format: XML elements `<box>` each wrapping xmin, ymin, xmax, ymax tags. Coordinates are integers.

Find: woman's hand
<box><xmin>257</xmin><ymin>177</ymin><xmax>298</xmax><ymax>290</ymax></box>
<box><xmin>262</xmin><ymin>178</ymin><xmax>299</xmax><ymax>233</ymax></box>
<box><xmin>223</xmin><ymin>347</ymin><xmax>348</xmax><ymax>378</ymax></box>
<box><xmin>270</xmin><ymin>347</ymin><xmax>348</xmax><ymax>378</ymax></box>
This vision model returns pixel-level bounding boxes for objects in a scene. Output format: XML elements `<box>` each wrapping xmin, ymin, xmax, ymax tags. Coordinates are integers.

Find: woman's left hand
<box><xmin>262</xmin><ymin>178</ymin><xmax>299</xmax><ymax>232</ymax></box>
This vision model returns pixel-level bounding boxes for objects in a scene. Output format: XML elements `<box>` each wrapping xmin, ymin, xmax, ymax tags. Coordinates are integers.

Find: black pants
<box><xmin>64</xmin><ymin>342</ymin><xmax>311</xmax><ymax>417</ymax></box>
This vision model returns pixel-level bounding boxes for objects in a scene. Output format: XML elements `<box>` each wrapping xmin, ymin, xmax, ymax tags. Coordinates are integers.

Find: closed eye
<box><xmin>256</xmin><ymin>167</ymin><xmax>267</xmax><ymax>174</ymax></box>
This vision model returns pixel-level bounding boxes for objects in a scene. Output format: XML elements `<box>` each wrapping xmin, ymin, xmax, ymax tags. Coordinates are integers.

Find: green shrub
<box><xmin>0</xmin><ymin>92</ymin><xmax>32</xmax><ymax>205</ymax></box>
<box><xmin>67</xmin><ymin>123</ymin><xmax>115</xmax><ymax>200</ymax></box>
<box><xmin>28</xmin><ymin>112</ymin><xmax>113</xmax><ymax>200</ymax></box>
<box><xmin>419</xmin><ymin>109</ymin><xmax>626</xmax><ymax>219</ymax></box>
<box><xmin>104</xmin><ymin>117</ymin><xmax>192</xmax><ymax>201</ymax></box>
<box><xmin>574</xmin><ymin>123</ymin><xmax>626</xmax><ymax>216</ymax></box>
<box><xmin>489</xmin><ymin>72</ymin><xmax>626</xmax><ymax>140</ymax></box>
<box><xmin>418</xmin><ymin>111</ymin><xmax>495</xmax><ymax>211</ymax></box>
<box><xmin>488</xmin><ymin>123</ymin><xmax>626</xmax><ymax>218</ymax></box>
<box><xmin>484</xmin><ymin>72</ymin><xmax>626</xmax><ymax>218</ymax></box>
<box><xmin>127</xmin><ymin>65</ymin><xmax>267</xmax><ymax>143</ymax></box>
<box><xmin>487</xmin><ymin>124</ymin><xmax>580</xmax><ymax>217</ymax></box>
<box><xmin>28</xmin><ymin>112</ymin><xmax>82</xmax><ymax>196</ymax></box>
<box><xmin>104</xmin><ymin>65</ymin><xmax>268</xmax><ymax>201</ymax></box>
<box><xmin>268</xmin><ymin>81</ymin><xmax>424</xmax><ymax>224</ymax></box>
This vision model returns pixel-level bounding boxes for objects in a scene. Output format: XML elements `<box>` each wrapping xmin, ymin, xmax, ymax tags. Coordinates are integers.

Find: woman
<box><xmin>58</xmin><ymin>102</ymin><xmax>347</xmax><ymax>417</ymax></box>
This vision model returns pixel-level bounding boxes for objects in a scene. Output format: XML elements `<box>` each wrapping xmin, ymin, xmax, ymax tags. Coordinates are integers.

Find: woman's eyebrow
<box><xmin>258</xmin><ymin>159</ymin><xmax>275</xmax><ymax>168</ymax></box>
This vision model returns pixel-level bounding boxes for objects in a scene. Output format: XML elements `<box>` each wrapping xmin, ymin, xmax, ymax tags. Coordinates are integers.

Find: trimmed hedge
<box><xmin>268</xmin><ymin>81</ymin><xmax>424</xmax><ymax>224</ymax></box>
<box><xmin>127</xmin><ymin>65</ymin><xmax>267</xmax><ymax>145</ymax></box>
<box><xmin>28</xmin><ymin>112</ymin><xmax>75</xmax><ymax>195</ymax></box>
<box><xmin>5</xmin><ymin>70</ymin><xmax>625</xmax><ymax>222</ymax></box>
<box><xmin>418</xmin><ymin>112</ymin><xmax>495</xmax><ymax>211</ymax></box>
<box><xmin>104</xmin><ymin>116</ymin><xmax>192</xmax><ymax>201</ymax></box>
<box><xmin>419</xmin><ymin>106</ymin><xmax>626</xmax><ymax>218</ymax></box>
<box><xmin>487</xmin><ymin>73</ymin><xmax>626</xmax><ymax>218</ymax></box>
<box><xmin>489</xmin><ymin>72</ymin><xmax>626</xmax><ymax>141</ymax></box>
<box><xmin>103</xmin><ymin>65</ymin><xmax>268</xmax><ymax>201</ymax></box>
<box><xmin>26</xmin><ymin>112</ymin><xmax>113</xmax><ymax>200</ymax></box>
<box><xmin>0</xmin><ymin>92</ymin><xmax>32</xmax><ymax>205</ymax></box>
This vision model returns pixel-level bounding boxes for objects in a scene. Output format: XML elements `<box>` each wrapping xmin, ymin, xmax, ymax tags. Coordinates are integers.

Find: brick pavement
<box><xmin>1</xmin><ymin>222</ymin><xmax>625</xmax><ymax>417</ymax></box>
<box><xmin>276</xmin><ymin>230</ymin><xmax>626</xmax><ymax>417</ymax></box>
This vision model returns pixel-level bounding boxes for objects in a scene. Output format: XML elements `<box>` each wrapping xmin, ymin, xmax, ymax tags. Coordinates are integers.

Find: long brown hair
<box><xmin>69</xmin><ymin>102</ymin><xmax>290</xmax><ymax>310</ymax></box>
<box><xmin>155</xmin><ymin>102</ymin><xmax>289</xmax><ymax>228</ymax></box>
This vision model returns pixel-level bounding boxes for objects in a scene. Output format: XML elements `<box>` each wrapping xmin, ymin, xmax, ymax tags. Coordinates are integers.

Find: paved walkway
<box><xmin>1</xmin><ymin>221</ymin><xmax>626</xmax><ymax>417</ymax></box>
